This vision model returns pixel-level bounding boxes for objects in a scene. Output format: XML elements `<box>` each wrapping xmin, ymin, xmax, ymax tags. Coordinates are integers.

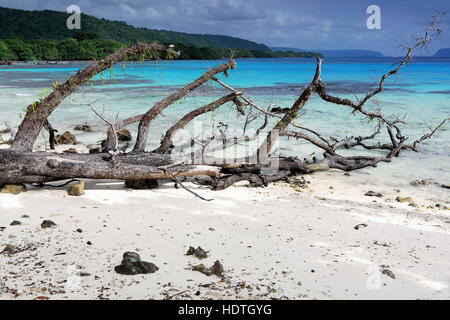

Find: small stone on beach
<box><xmin>192</xmin><ymin>260</ymin><xmax>224</xmax><ymax>277</ymax></box>
<box><xmin>41</xmin><ymin>220</ymin><xmax>57</xmax><ymax>229</ymax></box>
<box><xmin>186</xmin><ymin>246</ymin><xmax>208</xmax><ymax>260</ymax></box>
<box><xmin>114</xmin><ymin>252</ymin><xmax>159</xmax><ymax>275</ymax></box>
<box><xmin>0</xmin><ymin>184</ymin><xmax>27</xmax><ymax>194</ymax></box>
<box><xmin>365</xmin><ymin>191</ymin><xmax>383</xmax><ymax>197</ymax></box>
<box><xmin>68</xmin><ymin>180</ymin><xmax>85</xmax><ymax>196</ymax></box>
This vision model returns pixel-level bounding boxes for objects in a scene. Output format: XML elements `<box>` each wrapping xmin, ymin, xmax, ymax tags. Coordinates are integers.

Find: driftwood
<box><xmin>0</xmin><ymin>16</ymin><xmax>447</xmax><ymax>193</ymax></box>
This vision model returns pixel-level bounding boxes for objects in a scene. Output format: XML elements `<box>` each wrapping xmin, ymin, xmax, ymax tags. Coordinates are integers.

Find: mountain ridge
<box><xmin>271</xmin><ymin>47</ymin><xmax>385</xmax><ymax>57</ymax></box>
<box><xmin>0</xmin><ymin>6</ymin><xmax>270</xmax><ymax>51</ymax></box>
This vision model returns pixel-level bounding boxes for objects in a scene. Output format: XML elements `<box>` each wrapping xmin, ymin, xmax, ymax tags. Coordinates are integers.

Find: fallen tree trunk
<box><xmin>0</xmin><ymin>18</ymin><xmax>447</xmax><ymax>193</ymax></box>
<box><xmin>0</xmin><ymin>149</ymin><xmax>220</xmax><ymax>184</ymax></box>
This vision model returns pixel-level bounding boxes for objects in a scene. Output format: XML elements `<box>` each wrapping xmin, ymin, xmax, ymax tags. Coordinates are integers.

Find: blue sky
<box><xmin>1</xmin><ymin>0</ymin><xmax>449</xmax><ymax>55</ymax></box>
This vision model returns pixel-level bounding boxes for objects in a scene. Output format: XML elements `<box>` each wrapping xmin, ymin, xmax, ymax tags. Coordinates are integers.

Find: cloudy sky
<box><xmin>2</xmin><ymin>0</ymin><xmax>449</xmax><ymax>55</ymax></box>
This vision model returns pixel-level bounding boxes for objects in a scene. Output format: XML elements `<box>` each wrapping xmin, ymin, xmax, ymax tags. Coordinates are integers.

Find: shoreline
<box><xmin>1</xmin><ymin>160</ymin><xmax>449</xmax><ymax>300</ymax></box>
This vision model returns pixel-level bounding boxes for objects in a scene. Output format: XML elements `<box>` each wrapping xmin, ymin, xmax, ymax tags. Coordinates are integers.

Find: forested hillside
<box><xmin>0</xmin><ymin>6</ymin><xmax>269</xmax><ymax>51</ymax></box>
<box><xmin>0</xmin><ymin>36</ymin><xmax>321</xmax><ymax>61</ymax></box>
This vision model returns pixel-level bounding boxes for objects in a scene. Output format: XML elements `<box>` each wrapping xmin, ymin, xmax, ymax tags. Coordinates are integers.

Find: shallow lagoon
<box><xmin>0</xmin><ymin>57</ymin><xmax>449</xmax><ymax>201</ymax></box>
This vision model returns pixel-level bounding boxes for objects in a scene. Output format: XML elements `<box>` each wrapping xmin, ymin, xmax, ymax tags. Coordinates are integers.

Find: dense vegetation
<box><xmin>0</xmin><ymin>7</ymin><xmax>321</xmax><ymax>61</ymax></box>
<box><xmin>0</xmin><ymin>6</ymin><xmax>270</xmax><ymax>51</ymax></box>
<box><xmin>0</xmin><ymin>34</ymin><xmax>321</xmax><ymax>61</ymax></box>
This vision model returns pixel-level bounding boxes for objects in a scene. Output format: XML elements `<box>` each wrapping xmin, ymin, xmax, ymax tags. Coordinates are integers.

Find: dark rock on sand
<box><xmin>114</xmin><ymin>252</ymin><xmax>159</xmax><ymax>275</ymax></box>
<box><xmin>380</xmin><ymin>266</ymin><xmax>396</xmax><ymax>279</ymax></box>
<box><xmin>116</xmin><ymin>129</ymin><xmax>132</xmax><ymax>141</ymax></box>
<box><xmin>10</xmin><ymin>220</ymin><xmax>22</xmax><ymax>226</ymax></box>
<box><xmin>365</xmin><ymin>191</ymin><xmax>383</xmax><ymax>197</ymax></box>
<box><xmin>354</xmin><ymin>223</ymin><xmax>368</xmax><ymax>230</ymax></box>
<box><xmin>192</xmin><ymin>260</ymin><xmax>224</xmax><ymax>277</ymax></box>
<box><xmin>186</xmin><ymin>246</ymin><xmax>208</xmax><ymax>260</ymax></box>
<box><xmin>74</xmin><ymin>124</ymin><xmax>92</xmax><ymax>132</ymax></box>
<box><xmin>41</xmin><ymin>220</ymin><xmax>57</xmax><ymax>229</ymax></box>
<box><xmin>55</xmin><ymin>131</ymin><xmax>78</xmax><ymax>145</ymax></box>
<box><xmin>0</xmin><ymin>128</ymin><xmax>11</xmax><ymax>134</ymax></box>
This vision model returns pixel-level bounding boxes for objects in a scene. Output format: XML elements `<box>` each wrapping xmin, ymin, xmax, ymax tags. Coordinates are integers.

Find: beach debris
<box><xmin>286</xmin><ymin>176</ymin><xmax>309</xmax><ymax>191</ymax></box>
<box><xmin>396</xmin><ymin>196</ymin><xmax>418</xmax><ymax>207</ymax></box>
<box><xmin>0</xmin><ymin>227</ymin><xmax>6</xmax><ymax>231</ymax></box>
<box><xmin>10</xmin><ymin>220</ymin><xmax>22</xmax><ymax>226</ymax></box>
<box><xmin>87</xmin><ymin>241</ymin><xmax>92</xmax><ymax>245</ymax></box>
<box><xmin>114</xmin><ymin>252</ymin><xmax>159</xmax><ymax>275</ymax></box>
<box><xmin>21</xmin><ymin>215</ymin><xmax>30</xmax><ymax>218</ymax></box>
<box><xmin>76</xmin><ymin>271</ymin><xmax>91</xmax><ymax>277</ymax></box>
<box><xmin>55</xmin><ymin>131</ymin><xmax>78</xmax><ymax>144</ymax></box>
<box><xmin>410</xmin><ymin>179</ymin><xmax>437</xmax><ymax>186</ymax></box>
<box><xmin>192</xmin><ymin>260</ymin><xmax>224</xmax><ymax>277</ymax></box>
<box><xmin>354</xmin><ymin>223</ymin><xmax>368</xmax><ymax>230</ymax></box>
<box><xmin>186</xmin><ymin>246</ymin><xmax>208</xmax><ymax>260</ymax></box>
<box><xmin>68</xmin><ymin>180</ymin><xmax>85</xmax><ymax>196</ymax></box>
<box><xmin>74</xmin><ymin>124</ymin><xmax>92</xmax><ymax>132</ymax></box>
<box><xmin>116</xmin><ymin>128</ymin><xmax>132</xmax><ymax>141</ymax></box>
<box><xmin>76</xmin><ymin>228</ymin><xmax>83</xmax><ymax>233</ymax></box>
<box><xmin>124</xmin><ymin>179</ymin><xmax>158</xmax><ymax>189</ymax></box>
<box><xmin>0</xmin><ymin>184</ymin><xmax>27</xmax><ymax>194</ymax></box>
<box><xmin>1</xmin><ymin>244</ymin><xmax>19</xmax><ymax>255</ymax></box>
<box><xmin>41</xmin><ymin>220</ymin><xmax>57</xmax><ymax>229</ymax></box>
<box><xmin>33</xmin><ymin>296</ymin><xmax>49</xmax><ymax>300</ymax></box>
<box><xmin>0</xmin><ymin>128</ymin><xmax>11</xmax><ymax>134</ymax></box>
<box><xmin>380</xmin><ymin>266</ymin><xmax>396</xmax><ymax>279</ymax></box>
<box><xmin>373</xmin><ymin>241</ymin><xmax>392</xmax><ymax>247</ymax></box>
<box><xmin>365</xmin><ymin>191</ymin><xmax>383</xmax><ymax>197</ymax></box>
<box><xmin>441</xmin><ymin>184</ymin><xmax>450</xmax><ymax>189</ymax></box>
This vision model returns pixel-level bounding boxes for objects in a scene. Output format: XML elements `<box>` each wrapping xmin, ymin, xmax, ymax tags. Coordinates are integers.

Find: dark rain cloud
<box><xmin>1</xmin><ymin>0</ymin><xmax>449</xmax><ymax>55</ymax></box>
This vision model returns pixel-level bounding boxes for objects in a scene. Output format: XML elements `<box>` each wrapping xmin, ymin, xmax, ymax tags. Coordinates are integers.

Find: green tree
<box><xmin>0</xmin><ymin>41</ymin><xmax>17</xmax><ymax>60</ymax></box>
<box><xmin>5</xmin><ymin>39</ymin><xmax>35</xmax><ymax>60</ymax></box>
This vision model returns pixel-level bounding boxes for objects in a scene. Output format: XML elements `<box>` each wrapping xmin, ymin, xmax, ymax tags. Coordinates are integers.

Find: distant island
<box><xmin>434</xmin><ymin>48</ymin><xmax>450</xmax><ymax>57</ymax></box>
<box><xmin>271</xmin><ymin>47</ymin><xmax>385</xmax><ymax>58</ymax></box>
<box><xmin>0</xmin><ymin>7</ymin><xmax>321</xmax><ymax>61</ymax></box>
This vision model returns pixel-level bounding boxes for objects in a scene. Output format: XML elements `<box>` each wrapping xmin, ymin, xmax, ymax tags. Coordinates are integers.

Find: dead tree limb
<box><xmin>154</xmin><ymin>92</ymin><xmax>240</xmax><ymax>154</ymax></box>
<box><xmin>12</xmin><ymin>43</ymin><xmax>175</xmax><ymax>152</ymax></box>
<box><xmin>43</xmin><ymin>119</ymin><xmax>58</xmax><ymax>150</ymax></box>
<box><xmin>132</xmin><ymin>59</ymin><xmax>236</xmax><ymax>152</ymax></box>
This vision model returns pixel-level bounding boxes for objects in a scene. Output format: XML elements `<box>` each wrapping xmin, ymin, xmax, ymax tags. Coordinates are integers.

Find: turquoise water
<box><xmin>0</xmin><ymin>58</ymin><xmax>449</xmax><ymax>193</ymax></box>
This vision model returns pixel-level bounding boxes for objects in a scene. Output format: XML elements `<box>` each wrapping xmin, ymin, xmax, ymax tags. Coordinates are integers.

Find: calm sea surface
<box><xmin>0</xmin><ymin>57</ymin><xmax>449</xmax><ymax>195</ymax></box>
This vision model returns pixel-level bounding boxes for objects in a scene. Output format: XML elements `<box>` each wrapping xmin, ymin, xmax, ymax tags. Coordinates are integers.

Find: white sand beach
<box><xmin>1</xmin><ymin>162</ymin><xmax>449</xmax><ymax>300</ymax></box>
